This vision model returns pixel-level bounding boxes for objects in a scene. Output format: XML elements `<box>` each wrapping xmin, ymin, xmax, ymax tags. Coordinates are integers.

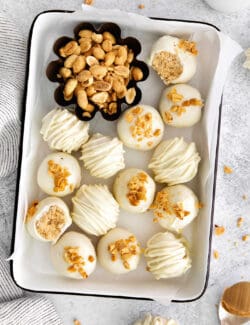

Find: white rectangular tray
<box><xmin>11</xmin><ymin>7</ymin><xmax>241</xmax><ymax>304</ymax></box>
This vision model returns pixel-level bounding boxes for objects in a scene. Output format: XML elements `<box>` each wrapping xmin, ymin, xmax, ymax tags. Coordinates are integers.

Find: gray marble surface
<box><xmin>1</xmin><ymin>0</ymin><xmax>250</xmax><ymax>324</ymax></box>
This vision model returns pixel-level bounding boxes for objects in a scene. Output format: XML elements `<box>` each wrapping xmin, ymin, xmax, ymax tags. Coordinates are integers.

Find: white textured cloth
<box><xmin>0</xmin><ymin>13</ymin><xmax>63</xmax><ymax>325</ymax></box>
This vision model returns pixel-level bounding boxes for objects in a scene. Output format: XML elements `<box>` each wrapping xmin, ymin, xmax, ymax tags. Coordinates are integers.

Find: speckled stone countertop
<box><xmin>1</xmin><ymin>0</ymin><xmax>250</xmax><ymax>324</ymax></box>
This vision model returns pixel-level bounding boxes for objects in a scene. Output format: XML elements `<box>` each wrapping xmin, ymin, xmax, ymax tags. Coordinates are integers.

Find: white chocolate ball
<box><xmin>26</xmin><ymin>197</ymin><xmax>72</xmax><ymax>243</ymax></box>
<box><xmin>97</xmin><ymin>228</ymin><xmax>141</xmax><ymax>274</ymax></box>
<box><xmin>117</xmin><ymin>105</ymin><xmax>164</xmax><ymax>151</ymax></box>
<box><xmin>113</xmin><ymin>168</ymin><xmax>156</xmax><ymax>213</ymax></box>
<box><xmin>37</xmin><ymin>152</ymin><xmax>81</xmax><ymax>197</ymax></box>
<box><xmin>159</xmin><ymin>84</ymin><xmax>203</xmax><ymax>127</ymax></box>
<box><xmin>152</xmin><ymin>185</ymin><xmax>199</xmax><ymax>232</ymax></box>
<box><xmin>51</xmin><ymin>231</ymin><xmax>96</xmax><ymax>279</ymax></box>
<box><xmin>149</xmin><ymin>35</ymin><xmax>197</xmax><ymax>84</ymax></box>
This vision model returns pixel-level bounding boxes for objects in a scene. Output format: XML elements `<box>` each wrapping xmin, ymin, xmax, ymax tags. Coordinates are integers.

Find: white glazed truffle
<box><xmin>26</xmin><ymin>197</ymin><xmax>72</xmax><ymax>243</ymax></box>
<box><xmin>71</xmin><ymin>184</ymin><xmax>119</xmax><ymax>236</ymax></box>
<box><xmin>159</xmin><ymin>84</ymin><xmax>203</xmax><ymax>127</ymax></box>
<box><xmin>113</xmin><ymin>168</ymin><xmax>156</xmax><ymax>213</ymax></box>
<box><xmin>40</xmin><ymin>107</ymin><xmax>89</xmax><ymax>153</ymax></box>
<box><xmin>51</xmin><ymin>231</ymin><xmax>96</xmax><ymax>279</ymax></box>
<box><xmin>80</xmin><ymin>133</ymin><xmax>125</xmax><ymax>179</ymax></box>
<box><xmin>151</xmin><ymin>185</ymin><xmax>199</xmax><ymax>232</ymax></box>
<box><xmin>117</xmin><ymin>105</ymin><xmax>164</xmax><ymax>151</ymax></box>
<box><xmin>149</xmin><ymin>35</ymin><xmax>197</xmax><ymax>84</ymax></box>
<box><xmin>97</xmin><ymin>227</ymin><xmax>141</xmax><ymax>274</ymax></box>
<box><xmin>144</xmin><ymin>231</ymin><xmax>191</xmax><ymax>280</ymax></box>
<box><xmin>134</xmin><ymin>314</ymin><xmax>179</xmax><ymax>325</ymax></box>
<box><xmin>148</xmin><ymin>137</ymin><xmax>200</xmax><ymax>185</ymax></box>
<box><xmin>37</xmin><ymin>152</ymin><xmax>81</xmax><ymax>197</ymax></box>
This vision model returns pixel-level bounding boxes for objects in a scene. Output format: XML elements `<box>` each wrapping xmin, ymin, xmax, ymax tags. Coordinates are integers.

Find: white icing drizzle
<box><xmin>144</xmin><ymin>232</ymin><xmax>191</xmax><ymax>280</ymax></box>
<box><xmin>71</xmin><ymin>184</ymin><xmax>119</xmax><ymax>236</ymax></box>
<box><xmin>80</xmin><ymin>133</ymin><xmax>125</xmax><ymax>179</ymax></box>
<box><xmin>148</xmin><ymin>137</ymin><xmax>200</xmax><ymax>185</ymax></box>
<box><xmin>40</xmin><ymin>107</ymin><xmax>89</xmax><ymax>153</ymax></box>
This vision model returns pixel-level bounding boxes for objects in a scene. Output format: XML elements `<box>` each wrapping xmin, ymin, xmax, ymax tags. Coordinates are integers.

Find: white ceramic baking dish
<box><xmin>10</xmin><ymin>6</ymin><xmax>242</xmax><ymax>304</ymax></box>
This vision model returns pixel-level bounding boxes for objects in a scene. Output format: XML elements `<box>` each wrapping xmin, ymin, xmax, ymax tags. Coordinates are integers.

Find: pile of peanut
<box><xmin>58</xmin><ymin>29</ymin><xmax>144</xmax><ymax>118</ymax></box>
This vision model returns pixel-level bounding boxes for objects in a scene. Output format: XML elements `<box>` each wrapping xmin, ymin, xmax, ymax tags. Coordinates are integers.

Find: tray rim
<box><xmin>10</xmin><ymin>9</ymin><xmax>222</xmax><ymax>303</ymax></box>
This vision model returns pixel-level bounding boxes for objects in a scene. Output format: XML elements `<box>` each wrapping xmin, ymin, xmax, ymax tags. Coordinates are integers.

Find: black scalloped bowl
<box><xmin>46</xmin><ymin>22</ymin><xmax>149</xmax><ymax>121</ymax></box>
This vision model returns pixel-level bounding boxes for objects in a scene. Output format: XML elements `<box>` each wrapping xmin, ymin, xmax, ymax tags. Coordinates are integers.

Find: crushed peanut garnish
<box><xmin>242</xmin><ymin>235</ymin><xmax>249</xmax><ymax>242</ymax></box>
<box><xmin>224</xmin><ymin>165</ymin><xmax>233</xmax><ymax>174</ymax></box>
<box><xmin>214</xmin><ymin>225</ymin><xmax>225</xmax><ymax>236</ymax></box>
<box><xmin>88</xmin><ymin>255</ymin><xmax>95</xmax><ymax>262</ymax></box>
<box><xmin>150</xmin><ymin>190</ymin><xmax>190</xmax><ymax>222</ymax></box>
<box><xmin>213</xmin><ymin>250</ymin><xmax>219</xmax><ymax>259</ymax></box>
<box><xmin>129</xmin><ymin>107</ymin><xmax>161</xmax><ymax>140</ymax></box>
<box><xmin>64</xmin><ymin>246</ymin><xmax>88</xmax><ymax>279</ymax></box>
<box><xmin>36</xmin><ymin>205</ymin><xmax>66</xmax><ymax>240</ymax></box>
<box><xmin>167</xmin><ymin>87</ymin><xmax>183</xmax><ymax>102</ymax></box>
<box><xmin>172</xmin><ymin>203</ymin><xmax>190</xmax><ymax>220</ymax></box>
<box><xmin>48</xmin><ymin>160</ymin><xmax>71</xmax><ymax>192</ymax></box>
<box><xmin>25</xmin><ymin>200</ymin><xmax>39</xmax><ymax>222</ymax></box>
<box><xmin>74</xmin><ymin>319</ymin><xmax>81</xmax><ymax>325</ymax></box>
<box><xmin>242</xmin><ymin>194</ymin><xmax>247</xmax><ymax>200</ymax></box>
<box><xmin>152</xmin><ymin>51</ymin><xmax>183</xmax><ymax>84</ymax></box>
<box><xmin>138</xmin><ymin>4</ymin><xmax>145</xmax><ymax>9</ymax></box>
<box><xmin>178</xmin><ymin>39</ymin><xmax>198</xmax><ymax>55</ymax></box>
<box><xmin>165</xmin><ymin>111</ymin><xmax>173</xmax><ymax>123</ymax></box>
<box><xmin>182</xmin><ymin>98</ymin><xmax>203</xmax><ymax>107</ymax></box>
<box><xmin>237</xmin><ymin>217</ymin><xmax>244</xmax><ymax>228</ymax></box>
<box><xmin>108</xmin><ymin>235</ymin><xmax>139</xmax><ymax>270</ymax></box>
<box><xmin>196</xmin><ymin>201</ymin><xmax>204</xmax><ymax>209</ymax></box>
<box><xmin>84</xmin><ymin>0</ymin><xmax>93</xmax><ymax>5</ymax></box>
<box><xmin>127</xmin><ymin>172</ymin><xmax>148</xmax><ymax>206</ymax></box>
<box><xmin>170</xmin><ymin>105</ymin><xmax>186</xmax><ymax>116</ymax></box>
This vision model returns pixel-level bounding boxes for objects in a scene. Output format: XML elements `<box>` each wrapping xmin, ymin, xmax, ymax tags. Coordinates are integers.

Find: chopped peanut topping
<box><xmin>88</xmin><ymin>255</ymin><xmax>95</xmax><ymax>263</ymax></box>
<box><xmin>64</xmin><ymin>246</ymin><xmax>88</xmax><ymax>279</ymax></box>
<box><xmin>165</xmin><ymin>111</ymin><xmax>173</xmax><ymax>123</ymax></box>
<box><xmin>84</xmin><ymin>0</ymin><xmax>93</xmax><ymax>4</ymax></box>
<box><xmin>128</xmin><ymin>107</ymin><xmax>161</xmax><ymax>140</ymax></box>
<box><xmin>25</xmin><ymin>200</ymin><xmax>39</xmax><ymax>222</ymax></box>
<box><xmin>138</xmin><ymin>4</ymin><xmax>145</xmax><ymax>9</ymax></box>
<box><xmin>178</xmin><ymin>39</ymin><xmax>198</xmax><ymax>55</ymax></box>
<box><xmin>127</xmin><ymin>172</ymin><xmax>148</xmax><ymax>206</ymax></box>
<box><xmin>224</xmin><ymin>165</ymin><xmax>233</xmax><ymax>174</ymax></box>
<box><xmin>242</xmin><ymin>194</ymin><xmax>247</xmax><ymax>200</ymax></box>
<box><xmin>152</xmin><ymin>51</ymin><xmax>183</xmax><ymax>84</ymax></box>
<box><xmin>242</xmin><ymin>235</ymin><xmax>249</xmax><ymax>242</ymax></box>
<box><xmin>108</xmin><ymin>235</ymin><xmax>139</xmax><ymax>270</ymax></box>
<box><xmin>213</xmin><ymin>250</ymin><xmax>219</xmax><ymax>259</ymax></box>
<box><xmin>214</xmin><ymin>225</ymin><xmax>225</xmax><ymax>236</ymax></box>
<box><xmin>48</xmin><ymin>160</ymin><xmax>71</xmax><ymax>192</ymax></box>
<box><xmin>196</xmin><ymin>201</ymin><xmax>204</xmax><ymax>209</ymax></box>
<box><xmin>74</xmin><ymin>319</ymin><xmax>81</xmax><ymax>325</ymax></box>
<box><xmin>172</xmin><ymin>203</ymin><xmax>190</xmax><ymax>220</ymax></box>
<box><xmin>35</xmin><ymin>205</ymin><xmax>66</xmax><ymax>240</ymax></box>
<box><xmin>167</xmin><ymin>87</ymin><xmax>184</xmax><ymax>103</ymax></box>
<box><xmin>150</xmin><ymin>190</ymin><xmax>190</xmax><ymax>222</ymax></box>
<box><xmin>237</xmin><ymin>217</ymin><xmax>244</xmax><ymax>228</ymax></box>
<box><xmin>170</xmin><ymin>105</ymin><xmax>186</xmax><ymax>116</ymax></box>
<box><xmin>182</xmin><ymin>98</ymin><xmax>203</xmax><ymax>107</ymax></box>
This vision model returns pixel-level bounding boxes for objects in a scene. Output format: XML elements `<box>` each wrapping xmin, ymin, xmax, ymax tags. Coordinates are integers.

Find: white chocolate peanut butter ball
<box><xmin>113</xmin><ymin>168</ymin><xmax>156</xmax><ymax>213</ymax></box>
<box><xmin>37</xmin><ymin>152</ymin><xmax>81</xmax><ymax>197</ymax></box>
<box><xmin>117</xmin><ymin>105</ymin><xmax>164</xmax><ymax>151</ymax></box>
<box><xmin>26</xmin><ymin>197</ymin><xmax>72</xmax><ymax>243</ymax></box>
<box><xmin>159</xmin><ymin>84</ymin><xmax>203</xmax><ymax>127</ymax></box>
<box><xmin>51</xmin><ymin>231</ymin><xmax>96</xmax><ymax>279</ymax></box>
<box><xmin>149</xmin><ymin>35</ymin><xmax>198</xmax><ymax>84</ymax></box>
<box><xmin>151</xmin><ymin>184</ymin><xmax>199</xmax><ymax>232</ymax></box>
<box><xmin>97</xmin><ymin>228</ymin><xmax>141</xmax><ymax>274</ymax></box>
<box><xmin>134</xmin><ymin>313</ymin><xmax>179</xmax><ymax>325</ymax></box>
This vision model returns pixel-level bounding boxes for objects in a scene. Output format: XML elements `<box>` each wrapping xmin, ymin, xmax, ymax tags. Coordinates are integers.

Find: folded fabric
<box><xmin>0</xmin><ymin>13</ymin><xmax>63</xmax><ymax>325</ymax></box>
